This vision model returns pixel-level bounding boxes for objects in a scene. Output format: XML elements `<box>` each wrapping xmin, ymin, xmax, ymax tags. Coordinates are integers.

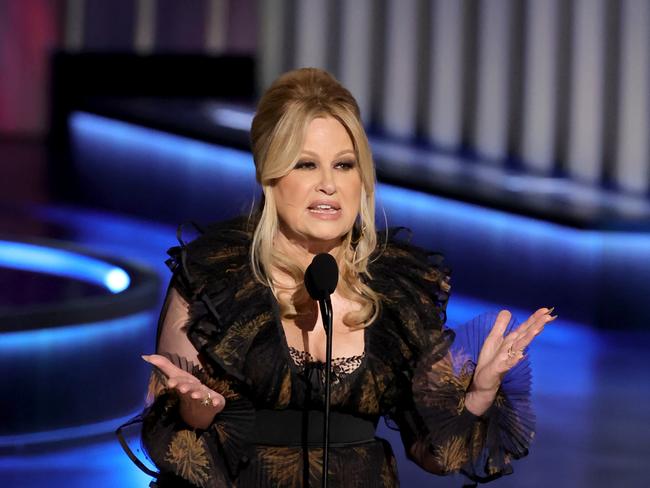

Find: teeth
<box><xmin>309</xmin><ymin>204</ymin><xmax>339</xmax><ymax>213</ymax></box>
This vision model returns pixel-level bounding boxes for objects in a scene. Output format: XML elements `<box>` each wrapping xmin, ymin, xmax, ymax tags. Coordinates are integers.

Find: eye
<box><xmin>294</xmin><ymin>161</ymin><xmax>317</xmax><ymax>170</ymax></box>
<box><xmin>335</xmin><ymin>160</ymin><xmax>357</xmax><ymax>170</ymax></box>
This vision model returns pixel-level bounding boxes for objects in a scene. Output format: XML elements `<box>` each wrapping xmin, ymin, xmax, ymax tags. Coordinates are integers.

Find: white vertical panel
<box><xmin>295</xmin><ymin>0</ymin><xmax>328</xmax><ymax>69</ymax></box>
<box><xmin>474</xmin><ymin>0</ymin><xmax>512</xmax><ymax>161</ymax></box>
<box><xmin>521</xmin><ymin>0</ymin><xmax>558</xmax><ymax>173</ymax></box>
<box><xmin>615</xmin><ymin>0</ymin><xmax>650</xmax><ymax>194</ymax></box>
<box><xmin>134</xmin><ymin>0</ymin><xmax>156</xmax><ymax>54</ymax></box>
<box><xmin>205</xmin><ymin>0</ymin><xmax>229</xmax><ymax>55</ymax></box>
<box><xmin>64</xmin><ymin>0</ymin><xmax>85</xmax><ymax>51</ymax></box>
<box><xmin>567</xmin><ymin>0</ymin><xmax>606</xmax><ymax>184</ymax></box>
<box><xmin>340</xmin><ymin>0</ymin><xmax>373</xmax><ymax>122</ymax></box>
<box><xmin>382</xmin><ymin>0</ymin><xmax>418</xmax><ymax>139</ymax></box>
<box><xmin>258</xmin><ymin>0</ymin><xmax>288</xmax><ymax>91</ymax></box>
<box><xmin>428</xmin><ymin>0</ymin><xmax>464</xmax><ymax>149</ymax></box>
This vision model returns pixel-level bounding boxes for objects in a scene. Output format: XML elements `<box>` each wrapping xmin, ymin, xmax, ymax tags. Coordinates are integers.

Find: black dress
<box><xmin>139</xmin><ymin>218</ymin><xmax>534</xmax><ymax>487</ymax></box>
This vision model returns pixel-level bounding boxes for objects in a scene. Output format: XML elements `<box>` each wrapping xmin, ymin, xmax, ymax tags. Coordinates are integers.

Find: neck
<box><xmin>274</xmin><ymin>228</ymin><xmax>344</xmax><ymax>270</ymax></box>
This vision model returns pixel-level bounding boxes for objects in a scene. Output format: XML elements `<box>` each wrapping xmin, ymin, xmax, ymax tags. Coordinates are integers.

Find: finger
<box><xmin>143</xmin><ymin>355</ymin><xmax>201</xmax><ymax>384</ymax></box>
<box><xmin>179</xmin><ymin>383</ymin><xmax>195</xmax><ymax>394</ymax></box>
<box><xmin>486</xmin><ymin>310</ymin><xmax>512</xmax><ymax>341</ymax></box>
<box><xmin>167</xmin><ymin>373</ymin><xmax>200</xmax><ymax>389</ymax></box>
<box><xmin>511</xmin><ymin>314</ymin><xmax>556</xmax><ymax>351</ymax></box>
<box><xmin>512</xmin><ymin>307</ymin><xmax>550</xmax><ymax>335</ymax></box>
<box><xmin>163</xmin><ymin>374</ymin><xmax>199</xmax><ymax>387</ymax></box>
<box><xmin>506</xmin><ymin>350</ymin><xmax>527</xmax><ymax>369</ymax></box>
<box><xmin>186</xmin><ymin>387</ymin><xmax>225</xmax><ymax>410</ymax></box>
<box><xmin>176</xmin><ymin>380</ymin><xmax>205</xmax><ymax>395</ymax></box>
<box><xmin>142</xmin><ymin>354</ymin><xmax>180</xmax><ymax>378</ymax></box>
<box><xmin>189</xmin><ymin>387</ymin><xmax>210</xmax><ymax>399</ymax></box>
<box><xmin>507</xmin><ymin>307</ymin><xmax>553</xmax><ymax>341</ymax></box>
<box><xmin>213</xmin><ymin>394</ymin><xmax>226</xmax><ymax>410</ymax></box>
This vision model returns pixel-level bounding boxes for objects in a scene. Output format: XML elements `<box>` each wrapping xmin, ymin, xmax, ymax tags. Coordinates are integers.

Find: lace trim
<box><xmin>288</xmin><ymin>346</ymin><xmax>365</xmax><ymax>384</ymax></box>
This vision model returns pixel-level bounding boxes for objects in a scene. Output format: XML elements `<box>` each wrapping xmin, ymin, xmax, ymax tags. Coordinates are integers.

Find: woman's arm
<box><xmin>140</xmin><ymin>283</ymin><xmax>240</xmax><ymax>488</ymax></box>
<box><xmin>397</xmin><ymin>309</ymin><xmax>552</xmax><ymax>482</ymax></box>
<box><xmin>144</xmin><ymin>287</ymin><xmax>225</xmax><ymax>429</ymax></box>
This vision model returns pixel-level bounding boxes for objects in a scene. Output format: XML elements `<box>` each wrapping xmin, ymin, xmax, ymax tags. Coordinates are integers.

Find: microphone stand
<box><xmin>318</xmin><ymin>296</ymin><xmax>333</xmax><ymax>488</ymax></box>
<box><xmin>304</xmin><ymin>252</ymin><xmax>338</xmax><ymax>488</ymax></box>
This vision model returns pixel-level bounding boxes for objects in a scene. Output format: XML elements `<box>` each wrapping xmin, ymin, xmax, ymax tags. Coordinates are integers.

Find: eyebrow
<box><xmin>300</xmin><ymin>149</ymin><xmax>356</xmax><ymax>159</ymax></box>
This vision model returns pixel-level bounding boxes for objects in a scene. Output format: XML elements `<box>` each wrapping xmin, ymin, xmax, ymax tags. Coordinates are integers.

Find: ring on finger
<box><xmin>201</xmin><ymin>391</ymin><xmax>212</xmax><ymax>407</ymax></box>
<box><xmin>507</xmin><ymin>346</ymin><xmax>518</xmax><ymax>360</ymax></box>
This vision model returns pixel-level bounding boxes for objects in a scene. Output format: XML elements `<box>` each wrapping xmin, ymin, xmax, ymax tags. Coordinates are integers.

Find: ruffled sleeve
<box><xmin>369</xmin><ymin>229</ymin><xmax>535</xmax><ymax>483</ymax></box>
<box><xmin>141</xmin><ymin>352</ymin><xmax>254</xmax><ymax>488</ymax></box>
<box><xmin>166</xmin><ymin>218</ymin><xmax>277</xmax><ymax>386</ymax></box>
<box><xmin>139</xmin><ymin>218</ymin><xmax>263</xmax><ymax>486</ymax></box>
<box><xmin>410</xmin><ymin>312</ymin><xmax>535</xmax><ymax>483</ymax></box>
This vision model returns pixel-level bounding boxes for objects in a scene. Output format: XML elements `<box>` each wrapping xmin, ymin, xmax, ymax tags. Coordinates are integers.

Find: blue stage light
<box><xmin>205</xmin><ymin>104</ymin><xmax>255</xmax><ymax>131</ymax></box>
<box><xmin>0</xmin><ymin>411</ymin><xmax>142</xmax><ymax>447</ymax></box>
<box><xmin>0</xmin><ymin>311</ymin><xmax>153</xmax><ymax>353</ymax></box>
<box><xmin>0</xmin><ymin>240</ymin><xmax>130</xmax><ymax>293</ymax></box>
<box><xmin>69</xmin><ymin>111</ymin><xmax>255</xmax><ymax>177</ymax></box>
<box><xmin>67</xmin><ymin>111</ymin><xmax>650</xmax><ymax>331</ymax></box>
<box><xmin>104</xmin><ymin>267</ymin><xmax>130</xmax><ymax>293</ymax></box>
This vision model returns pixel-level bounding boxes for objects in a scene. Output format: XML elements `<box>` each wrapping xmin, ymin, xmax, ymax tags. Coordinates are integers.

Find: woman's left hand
<box><xmin>465</xmin><ymin>308</ymin><xmax>556</xmax><ymax>415</ymax></box>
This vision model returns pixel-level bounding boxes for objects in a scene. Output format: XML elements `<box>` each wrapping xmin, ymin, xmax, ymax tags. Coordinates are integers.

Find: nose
<box><xmin>316</xmin><ymin>167</ymin><xmax>336</xmax><ymax>195</ymax></box>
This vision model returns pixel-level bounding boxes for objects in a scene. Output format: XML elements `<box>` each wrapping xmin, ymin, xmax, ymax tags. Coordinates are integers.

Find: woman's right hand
<box><xmin>142</xmin><ymin>354</ymin><xmax>226</xmax><ymax>430</ymax></box>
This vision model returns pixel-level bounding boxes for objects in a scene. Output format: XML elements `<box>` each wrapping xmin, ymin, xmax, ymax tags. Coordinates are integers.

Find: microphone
<box><xmin>304</xmin><ymin>252</ymin><xmax>338</xmax><ymax>488</ymax></box>
<box><xmin>304</xmin><ymin>253</ymin><xmax>338</xmax><ymax>302</ymax></box>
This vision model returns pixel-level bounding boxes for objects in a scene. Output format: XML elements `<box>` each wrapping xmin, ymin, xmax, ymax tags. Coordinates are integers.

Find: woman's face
<box><xmin>273</xmin><ymin>116</ymin><xmax>362</xmax><ymax>251</ymax></box>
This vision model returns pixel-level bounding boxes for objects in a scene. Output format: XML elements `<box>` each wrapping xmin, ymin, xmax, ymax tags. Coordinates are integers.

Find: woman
<box><xmin>138</xmin><ymin>68</ymin><xmax>554</xmax><ymax>487</ymax></box>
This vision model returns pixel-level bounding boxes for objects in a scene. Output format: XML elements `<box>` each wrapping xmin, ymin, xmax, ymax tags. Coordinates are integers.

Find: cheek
<box><xmin>274</xmin><ymin>175</ymin><xmax>308</xmax><ymax>213</ymax></box>
<box><xmin>344</xmin><ymin>174</ymin><xmax>363</xmax><ymax>209</ymax></box>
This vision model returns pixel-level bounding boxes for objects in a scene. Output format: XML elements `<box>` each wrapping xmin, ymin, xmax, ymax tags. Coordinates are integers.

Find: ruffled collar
<box><xmin>166</xmin><ymin>217</ymin><xmax>452</xmax><ymax>394</ymax></box>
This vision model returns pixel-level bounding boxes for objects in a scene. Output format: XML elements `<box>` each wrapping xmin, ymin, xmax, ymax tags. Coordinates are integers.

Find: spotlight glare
<box><xmin>105</xmin><ymin>268</ymin><xmax>131</xmax><ymax>293</ymax></box>
<box><xmin>0</xmin><ymin>240</ymin><xmax>131</xmax><ymax>293</ymax></box>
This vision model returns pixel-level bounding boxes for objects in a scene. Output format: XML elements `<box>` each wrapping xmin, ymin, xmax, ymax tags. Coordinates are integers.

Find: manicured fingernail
<box><xmin>142</xmin><ymin>355</ymin><xmax>150</xmax><ymax>361</ymax></box>
<box><xmin>546</xmin><ymin>307</ymin><xmax>555</xmax><ymax>314</ymax></box>
<box><xmin>548</xmin><ymin>314</ymin><xmax>558</xmax><ymax>320</ymax></box>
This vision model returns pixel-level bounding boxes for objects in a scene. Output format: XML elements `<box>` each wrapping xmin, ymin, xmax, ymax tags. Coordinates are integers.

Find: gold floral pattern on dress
<box><xmin>358</xmin><ymin>370</ymin><xmax>380</xmax><ymax>413</ymax></box>
<box><xmin>212</xmin><ymin>311</ymin><xmax>273</xmax><ymax>368</ymax></box>
<box><xmin>138</xmin><ymin>221</ymin><xmax>535</xmax><ymax>486</ymax></box>
<box><xmin>276</xmin><ymin>371</ymin><xmax>292</xmax><ymax>408</ymax></box>
<box><xmin>493</xmin><ymin>388</ymin><xmax>506</xmax><ymax>407</ymax></box>
<box><xmin>380</xmin><ymin>452</ymin><xmax>398</xmax><ymax>486</ymax></box>
<box><xmin>205</xmin><ymin>246</ymin><xmax>248</xmax><ymax>263</ymax></box>
<box><xmin>164</xmin><ymin>430</ymin><xmax>211</xmax><ymax>487</ymax></box>
<box><xmin>433</xmin><ymin>435</ymin><xmax>469</xmax><ymax>472</ymax></box>
<box><xmin>146</xmin><ymin>369</ymin><xmax>167</xmax><ymax>405</ymax></box>
<box><xmin>414</xmin><ymin>352</ymin><xmax>474</xmax><ymax>414</ymax></box>
<box><xmin>234</xmin><ymin>275</ymin><xmax>258</xmax><ymax>301</ymax></box>
<box><xmin>203</xmin><ymin>376</ymin><xmax>240</xmax><ymax>401</ymax></box>
<box><xmin>259</xmin><ymin>447</ymin><xmax>326</xmax><ymax>486</ymax></box>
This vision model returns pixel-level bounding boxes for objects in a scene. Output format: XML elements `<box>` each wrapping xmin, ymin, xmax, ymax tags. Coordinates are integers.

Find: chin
<box><xmin>304</xmin><ymin>221</ymin><xmax>351</xmax><ymax>243</ymax></box>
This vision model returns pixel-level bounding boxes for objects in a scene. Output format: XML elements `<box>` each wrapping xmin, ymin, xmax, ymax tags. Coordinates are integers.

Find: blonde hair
<box><xmin>249</xmin><ymin>68</ymin><xmax>379</xmax><ymax>329</ymax></box>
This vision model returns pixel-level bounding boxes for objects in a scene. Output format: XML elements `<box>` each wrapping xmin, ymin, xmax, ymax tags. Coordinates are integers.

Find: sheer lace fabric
<box><xmin>288</xmin><ymin>346</ymin><xmax>365</xmax><ymax>385</ymax></box>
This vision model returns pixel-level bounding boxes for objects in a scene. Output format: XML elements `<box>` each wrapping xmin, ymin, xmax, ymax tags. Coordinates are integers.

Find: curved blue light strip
<box><xmin>69</xmin><ymin>111</ymin><xmax>255</xmax><ymax>177</ymax></box>
<box><xmin>0</xmin><ymin>311</ymin><xmax>154</xmax><ymax>353</ymax></box>
<box><xmin>0</xmin><ymin>240</ymin><xmax>130</xmax><ymax>293</ymax></box>
<box><xmin>376</xmin><ymin>182</ymin><xmax>650</xmax><ymax>260</ymax></box>
<box><xmin>0</xmin><ymin>312</ymin><xmax>155</xmax><ymax>445</ymax></box>
<box><xmin>206</xmin><ymin>105</ymin><xmax>255</xmax><ymax>131</ymax></box>
<box><xmin>0</xmin><ymin>435</ymin><xmax>155</xmax><ymax>487</ymax></box>
<box><xmin>0</xmin><ymin>410</ymin><xmax>142</xmax><ymax>447</ymax></box>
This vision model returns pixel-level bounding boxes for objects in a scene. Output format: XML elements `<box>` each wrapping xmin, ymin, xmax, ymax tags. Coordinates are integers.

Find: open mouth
<box><xmin>307</xmin><ymin>203</ymin><xmax>341</xmax><ymax>215</ymax></box>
